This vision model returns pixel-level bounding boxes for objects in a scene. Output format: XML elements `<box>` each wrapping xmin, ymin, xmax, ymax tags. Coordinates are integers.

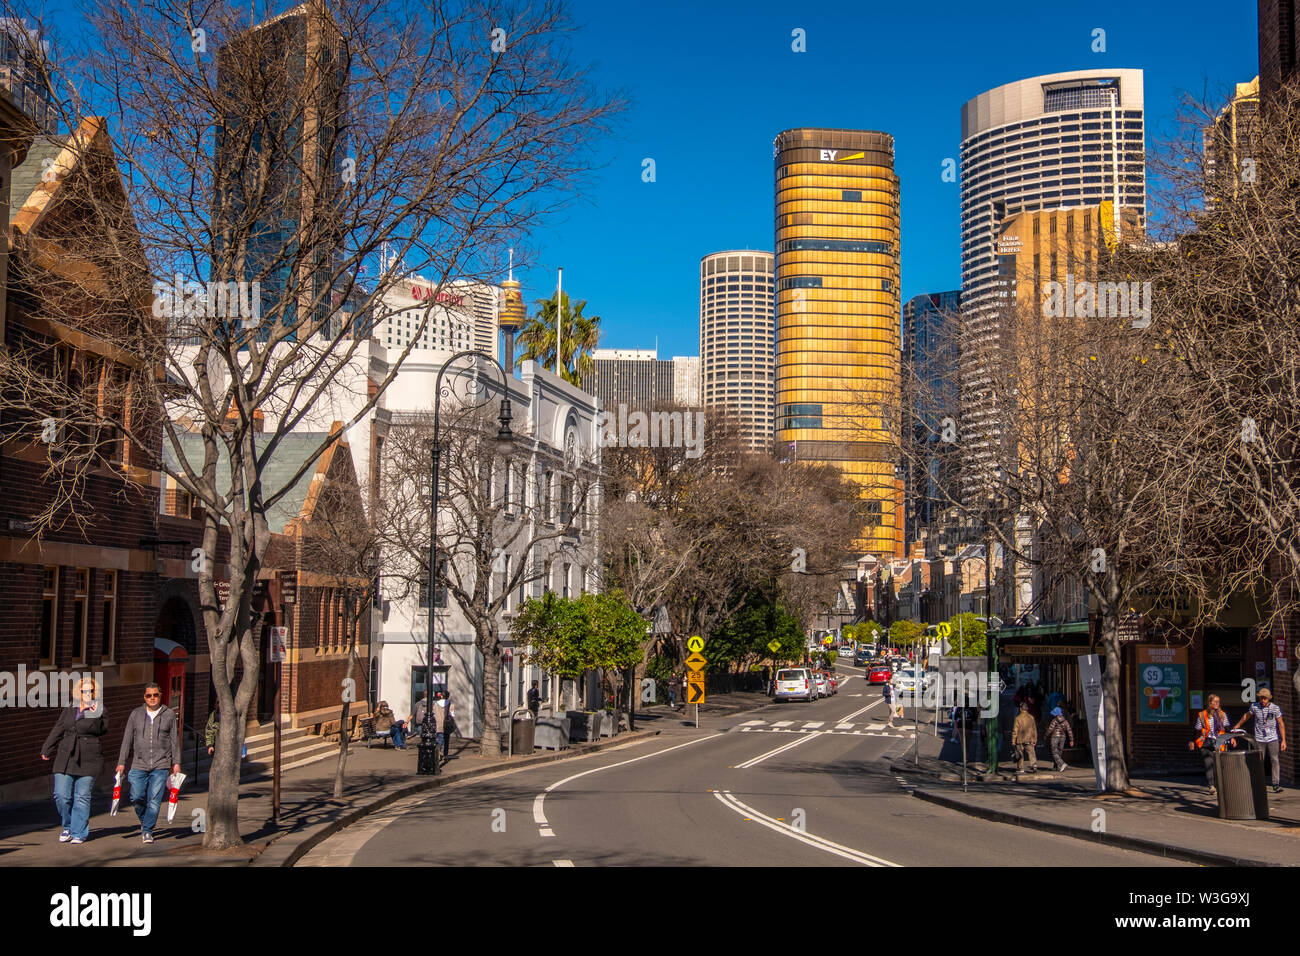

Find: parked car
<box><xmin>893</xmin><ymin>666</ymin><xmax>933</xmax><ymax>698</ymax></box>
<box><xmin>867</xmin><ymin>663</ymin><xmax>893</xmax><ymax>684</ymax></box>
<box><xmin>815</xmin><ymin>671</ymin><xmax>837</xmax><ymax>696</ymax></box>
<box><xmin>812</xmin><ymin>672</ymin><xmax>830</xmax><ymax>697</ymax></box>
<box><xmin>775</xmin><ymin>668</ymin><xmax>817</xmax><ymax>702</ymax></box>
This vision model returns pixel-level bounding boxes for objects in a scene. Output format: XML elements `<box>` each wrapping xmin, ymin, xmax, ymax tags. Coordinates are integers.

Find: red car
<box><xmin>867</xmin><ymin>664</ymin><xmax>893</xmax><ymax>684</ymax></box>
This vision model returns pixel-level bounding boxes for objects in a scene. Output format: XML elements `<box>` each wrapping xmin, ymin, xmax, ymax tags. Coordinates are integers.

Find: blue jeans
<box><xmin>436</xmin><ymin>731</ymin><xmax>447</xmax><ymax>757</ymax></box>
<box><xmin>53</xmin><ymin>773</ymin><xmax>94</xmax><ymax>841</ymax></box>
<box><xmin>128</xmin><ymin>768</ymin><xmax>169</xmax><ymax>835</ymax></box>
<box><xmin>391</xmin><ymin>724</ymin><xmax>406</xmax><ymax>748</ymax></box>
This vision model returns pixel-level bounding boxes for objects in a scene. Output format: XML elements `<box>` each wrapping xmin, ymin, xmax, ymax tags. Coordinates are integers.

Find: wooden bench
<box><xmin>358</xmin><ymin>716</ymin><xmax>392</xmax><ymax>749</ymax></box>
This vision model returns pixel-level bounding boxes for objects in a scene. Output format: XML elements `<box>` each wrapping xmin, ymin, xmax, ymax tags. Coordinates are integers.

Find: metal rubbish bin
<box><xmin>1213</xmin><ymin>732</ymin><xmax>1269</xmax><ymax>820</ymax></box>
<box><xmin>511</xmin><ymin>712</ymin><xmax>536</xmax><ymax>755</ymax></box>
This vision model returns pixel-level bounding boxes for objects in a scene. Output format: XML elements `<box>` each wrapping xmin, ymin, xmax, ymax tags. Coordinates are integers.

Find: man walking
<box><xmin>882</xmin><ymin>679</ymin><xmax>896</xmax><ymax>729</ymax></box>
<box><xmin>1190</xmin><ymin>693</ymin><xmax>1235</xmax><ymax>795</ymax></box>
<box><xmin>116</xmin><ymin>683</ymin><xmax>181</xmax><ymax>843</ymax></box>
<box><xmin>1011</xmin><ymin>701</ymin><xmax>1038</xmax><ymax>773</ymax></box>
<box><xmin>1233</xmin><ymin>688</ymin><xmax>1287</xmax><ymax>793</ymax></box>
<box><xmin>527</xmin><ymin>681</ymin><xmax>541</xmax><ymax>718</ymax></box>
<box><xmin>433</xmin><ymin>692</ymin><xmax>451</xmax><ymax>761</ymax></box>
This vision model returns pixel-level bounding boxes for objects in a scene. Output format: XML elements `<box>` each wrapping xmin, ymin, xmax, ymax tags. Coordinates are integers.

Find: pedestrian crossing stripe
<box><xmin>736</xmin><ymin>724</ymin><xmax>914</xmax><ymax>738</ymax></box>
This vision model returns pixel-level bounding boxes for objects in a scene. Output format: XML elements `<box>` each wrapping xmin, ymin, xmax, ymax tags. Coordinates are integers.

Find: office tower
<box><xmin>0</xmin><ymin>20</ymin><xmax>56</xmax><ymax>134</ymax></box>
<box><xmin>214</xmin><ymin>2</ymin><xmax>348</xmax><ymax>335</ymax></box>
<box><xmin>699</xmin><ymin>249</ymin><xmax>775</xmax><ymax>452</ymax></box>
<box><xmin>1204</xmin><ymin>77</ymin><xmax>1260</xmax><ymax>209</ymax></box>
<box><xmin>901</xmin><ymin>291</ymin><xmax>959</xmax><ymax>551</ymax></box>
<box><xmin>959</xmin><ymin>70</ymin><xmax>1146</xmax><ymax>503</ymax></box>
<box><xmin>773</xmin><ymin>128</ymin><xmax>902</xmax><ymax>557</ymax></box>
<box><xmin>1259</xmin><ymin>0</ymin><xmax>1299</xmax><ymax>100</ymax></box>
<box><xmin>584</xmin><ymin>348</ymin><xmax>697</xmax><ymax>409</ymax></box>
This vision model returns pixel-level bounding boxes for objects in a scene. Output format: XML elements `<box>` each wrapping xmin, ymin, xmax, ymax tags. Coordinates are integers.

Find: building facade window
<box><xmin>101</xmin><ymin>570</ymin><xmax>117</xmax><ymax>663</ymax></box>
<box><xmin>72</xmin><ymin>569</ymin><xmax>89</xmax><ymax>665</ymax></box>
<box><xmin>41</xmin><ymin>566</ymin><xmax>59</xmax><ymax>667</ymax></box>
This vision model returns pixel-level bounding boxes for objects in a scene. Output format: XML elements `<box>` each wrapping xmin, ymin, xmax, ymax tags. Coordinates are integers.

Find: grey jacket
<box><xmin>117</xmin><ymin>705</ymin><xmax>181</xmax><ymax>772</ymax></box>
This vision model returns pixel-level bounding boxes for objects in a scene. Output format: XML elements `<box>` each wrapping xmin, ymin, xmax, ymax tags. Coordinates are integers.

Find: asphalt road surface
<box><xmin>300</xmin><ymin>669</ymin><xmax>1187</xmax><ymax>867</ymax></box>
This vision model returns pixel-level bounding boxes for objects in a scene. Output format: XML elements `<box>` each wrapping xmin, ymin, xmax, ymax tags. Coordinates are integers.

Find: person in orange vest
<box><xmin>1188</xmin><ymin>694</ymin><xmax>1236</xmax><ymax>795</ymax></box>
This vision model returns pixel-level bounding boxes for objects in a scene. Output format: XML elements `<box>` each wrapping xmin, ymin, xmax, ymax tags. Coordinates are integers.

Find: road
<box><xmin>299</xmin><ymin>668</ymin><xmax>1187</xmax><ymax>867</ymax></box>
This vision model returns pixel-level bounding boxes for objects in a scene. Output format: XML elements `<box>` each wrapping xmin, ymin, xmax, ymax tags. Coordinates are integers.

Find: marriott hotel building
<box><xmin>773</xmin><ymin>128</ymin><xmax>902</xmax><ymax>557</ymax></box>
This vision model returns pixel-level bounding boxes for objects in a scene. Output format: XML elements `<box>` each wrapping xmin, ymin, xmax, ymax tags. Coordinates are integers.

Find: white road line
<box><xmin>801</xmin><ymin>721</ymin><xmax>825</xmax><ymax>729</ymax></box>
<box><xmin>713</xmin><ymin>791</ymin><xmax>901</xmax><ymax>867</ymax></box>
<box><xmin>735</xmin><ymin>731</ymin><xmax>825</xmax><ymax>769</ymax></box>
<box><xmin>738</xmin><ymin>719</ymin><xmax>765</xmax><ymax>726</ymax></box>
<box><xmin>771</xmin><ymin>720</ymin><xmax>794</xmax><ymax>727</ymax></box>
<box><xmin>835</xmin><ymin>723</ymin><xmax>854</xmax><ymax>731</ymax></box>
<box><xmin>533</xmin><ymin>733</ymin><xmax>724</xmax><ymax>837</ymax></box>
<box><xmin>865</xmin><ymin>723</ymin><xmax>885</xmax><ymax>731</ymax></box>
<box><xmin>552</xmin><ymin>859</ymin><xmax>574</xmax><ymax>866</ymax></box>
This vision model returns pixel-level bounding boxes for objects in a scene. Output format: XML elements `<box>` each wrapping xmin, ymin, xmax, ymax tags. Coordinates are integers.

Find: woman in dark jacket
<box><xmin>40</xmin><ymin>677</ymin><xmax>108</xmax><ymax>844</ymax></box>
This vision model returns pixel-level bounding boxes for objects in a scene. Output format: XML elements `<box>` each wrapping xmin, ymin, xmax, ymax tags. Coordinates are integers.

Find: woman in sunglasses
<box><xmin>40</xmin><ymin>677</ymin><xmax>108</xmax><ymax>844</ymax></box>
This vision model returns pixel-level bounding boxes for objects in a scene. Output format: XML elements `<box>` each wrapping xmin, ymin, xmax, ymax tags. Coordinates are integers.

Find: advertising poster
<box><xmin>1136</xmin><ymin>645</ymin><xmax>1188</xmax><ymax>724</ymax></box>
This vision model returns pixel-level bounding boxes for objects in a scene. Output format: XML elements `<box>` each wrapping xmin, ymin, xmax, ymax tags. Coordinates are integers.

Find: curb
<box><xmin>908</xmin><ymin>787</ymin><xmax>1273</xmax><ymax>867</ymax></box>
<box><xmin>251</xmin><ymin>728</ymin><xmax>663</xmax><ymax>867</ymax></box>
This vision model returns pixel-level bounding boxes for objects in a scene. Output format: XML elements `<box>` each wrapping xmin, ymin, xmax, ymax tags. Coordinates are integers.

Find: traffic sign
<box><xmin>822</xmin><ymin>635</ymin><xmax>834</xmax><ymax>646</ymax></box>
<box><xmin>937</xmin><ymin>622</ymin><xmax>952</xmax><ymax>640</ymax></box>
<box><xmin>686</xmin><ymin>673</ymin><xmax>705</xmax><ymax>704</ymax></box>
<box><xmin>766</xmin><ymin>640</ymin><xmax>781</xmax><ymax>654</ymax></box>
<box><xmin>685</xmin><ymin>652</ymin><xmax>707</xmax><ymax>673</ymax></box>
<box><xmin>687</xmin><ymin>635</ymin><xmax>705</xmax><ymax>653</ymax></box>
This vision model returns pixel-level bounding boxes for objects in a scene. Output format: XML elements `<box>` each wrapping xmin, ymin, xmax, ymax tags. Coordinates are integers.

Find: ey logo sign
<box><xmin>818</xmin><ymin>149</ymin><xmax>865</xmax><ymax>162</ymax></box>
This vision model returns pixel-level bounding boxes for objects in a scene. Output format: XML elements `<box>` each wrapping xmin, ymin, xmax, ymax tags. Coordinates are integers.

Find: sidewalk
<box><xmin>891</xmin><ymin>717</ymin><xmax>1300</xmax><ymax>866</ymax></box>
<box><xmin>0</xmin><ymin>727</ymin><xmax>662</xmax><ymax>867</ymax></box>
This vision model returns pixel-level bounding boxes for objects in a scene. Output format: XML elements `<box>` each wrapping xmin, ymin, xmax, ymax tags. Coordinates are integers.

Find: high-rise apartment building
<box><xmin>584</xmin><ymin>349</ymin><xmax>699</xmax><ymax>409</ymax></box>
<box><xmin>375</xmin><ymin>277</ymin><xmax>500</xmax><ymax>360</ymax></box>
<box><xmin>1259</xmin><ymin>0</ymin><xmax>1299</xmax><ymax>99</ymax></box>
<box><xmin>959</xmin><ymin>70</ymin><xmax>1146</xmax><ymax>502</ymax></box>
<box><xmin>1204</xmin><ymin>77</ymin><xmax>1260</xmax><ymax>209</ymax></box>
<box><xmin>214</xmin><ymin>2</ymin><xmax>347</xmax><ymax>335</ymax></box>
<box><xmin>699</xmin><ymin>249</ymin><xmax>775</xmax><ymax>452</ymax></box>
<box><xmin>901</xmin><ymin>291</ymin><xmax>959</xmax><ymax>551</ymax></box>
<box><xmin>773</xmin><ymin>128</ymin><xmax>902</xmax><ymax>556</ymax></box>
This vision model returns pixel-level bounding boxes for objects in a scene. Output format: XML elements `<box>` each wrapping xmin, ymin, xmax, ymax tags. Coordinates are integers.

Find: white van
<box><xmin>775</xmin><ymin>667</ymin><xmax>817</xmax><ymax>702</ymax></box>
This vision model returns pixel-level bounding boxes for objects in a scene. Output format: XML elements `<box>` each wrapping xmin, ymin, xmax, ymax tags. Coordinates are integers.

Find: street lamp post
<box><xmin>422</xmin><ymin>350</ymin><xmax>514</xmax><ymax>773</ymax></box>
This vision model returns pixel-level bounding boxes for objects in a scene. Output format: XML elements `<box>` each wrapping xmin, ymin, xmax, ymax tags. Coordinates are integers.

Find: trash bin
<box><xmin>511</xmin><ymin>711</ymin><xmax>535</xmax><ymax>755</ymax></box>
<box><xmin>1214</xmin><ymin>732</ymin><xmax>1269</xmax><ymax>820</ymax></box>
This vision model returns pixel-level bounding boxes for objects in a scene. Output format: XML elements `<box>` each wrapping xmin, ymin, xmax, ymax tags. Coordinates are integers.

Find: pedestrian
<box><xmin>433</xmin><ymin>692</ymin><xmax>451</xmax><ymax>760</ymax></box>
<box><xmin>948</xmin><ymin>704</ymin><xmax>961</xmax><ymax>742</ymax></box>
<box><xmin>1233</xmin><ymin>688</ymin><xmax>1287</xmax><ymax>793</ymax></box>
<box><xmin>882</xmin><ymin>679</ymin><xmax>896</xmax><ymax>728</ymax></box>
<box><xmin>1011</xmin><ymin>701</ymin><xmax>1038</xmax><ymax>773</ymax></box>
<box><xmin>40</xmin><ymin>677</ymin><xmax>108</xmax><ymax>845</ymax></box>
<box><xmin>527</xmin><ymin>680</ymin><xmax>541</xmax><ymax>717</ymax></box>
<box><xmin>1189</xmin><ymin>693</ymin><xmax>1235</xmax><ymax>795</ymax></box>
<box><xmin>116</xmin><ymin>683</ymin><xmax>181</xmax><ymax>844</ymax></box>
<box><xmin>1046</xmin><ymin>706</ymin><xmax>1074</xmax><ymax>772</ymax></box>
<box><xmin>668</xmin><ymin>674</ymin><xmax>680</xmax><ymax>709</ymax></box>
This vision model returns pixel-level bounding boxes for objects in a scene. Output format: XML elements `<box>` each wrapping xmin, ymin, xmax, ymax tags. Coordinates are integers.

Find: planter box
<box><xmin>600</xmin><ymin>711</ymin><xmax>621</xmax><ymax>737</ymax></box>
<box><xmin>534</xmin><ymin>716</ymin><xmax>570</xmax><ymax>751</ymax></box>
<box><xmin>566</xmin><ymin>710</ymin><xmax>602</xmax><ymax>742</ymax></box>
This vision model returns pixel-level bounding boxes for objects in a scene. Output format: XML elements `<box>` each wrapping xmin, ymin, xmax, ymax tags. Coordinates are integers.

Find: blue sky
<box><xmin>516</xmin><ymin>0</ymin><xmax>1259</xmax><ymax>356</ymax></box>
<box><xmin>35</xmin><ymin>0</ymin><xmax>1259</xmax><ymax>357</ymax></box>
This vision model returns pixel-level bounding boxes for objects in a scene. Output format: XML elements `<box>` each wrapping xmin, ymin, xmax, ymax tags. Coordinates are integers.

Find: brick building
<box><xmin>0</xmin><ymin>114</ymin><xmax>170</xmax><ymax>801</ymax></box>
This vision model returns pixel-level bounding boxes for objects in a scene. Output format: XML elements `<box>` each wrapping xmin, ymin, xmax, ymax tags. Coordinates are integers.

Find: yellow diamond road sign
<box><xmin>685</xmin><ymin>652</ymin><xmax>707</xmax><ymax>672</ymax></box>
<box><xmin>687</xmin><ymin>635</ymin><xmax>705</xmax><ymax>653</ymax></box>
<box><xmin>767</xmin><ymin>640</ymin><xmax>781</xmax><ymax>653</ymax></box>
<box><xmin>937</xmin><ymin>622</ymin><xmax>952</xmax><ymax>640</ymax></box>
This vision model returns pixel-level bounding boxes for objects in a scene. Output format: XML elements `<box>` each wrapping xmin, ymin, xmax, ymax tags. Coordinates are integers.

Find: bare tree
<box><xmin>0</xmin><ymin>0</ymin><xmax>616</xmax><ymax>847</ymax></box>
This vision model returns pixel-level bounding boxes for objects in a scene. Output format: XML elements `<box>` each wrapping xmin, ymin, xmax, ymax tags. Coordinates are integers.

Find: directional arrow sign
<box><xmin>686</xmin><ymin>635</ymin><xmax>705</xmax><ymax>653</ymax></box>
<box><xmin>686</xmin><ymin>673</ymin><xmax>705</xmax><ymax>704</ymax></box>
<box><xmin>685</xmin><ymin>652</ymin><xmax>707</xmax><ymax>673</ymax></box>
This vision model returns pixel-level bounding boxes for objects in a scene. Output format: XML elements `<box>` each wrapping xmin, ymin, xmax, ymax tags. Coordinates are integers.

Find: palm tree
<box><xmin>515</xmin><ymin>291</ymin><xmax>600</xmax><ymax>387</ymax></box>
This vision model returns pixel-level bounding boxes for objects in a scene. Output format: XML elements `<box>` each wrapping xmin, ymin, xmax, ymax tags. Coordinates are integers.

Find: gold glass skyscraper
<box><xmin>774</xmin><ymin>128</ymin><xmax>902</xmax><ymax>557</ymax></box>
